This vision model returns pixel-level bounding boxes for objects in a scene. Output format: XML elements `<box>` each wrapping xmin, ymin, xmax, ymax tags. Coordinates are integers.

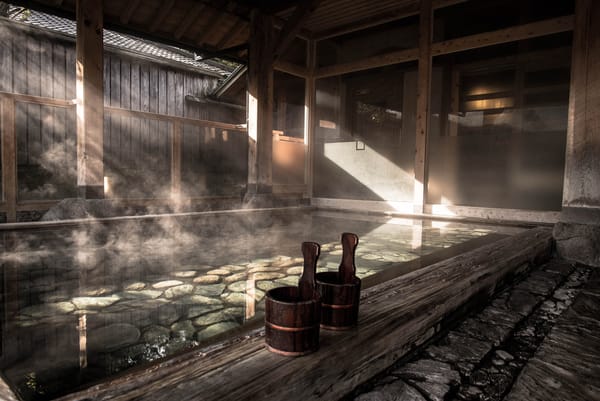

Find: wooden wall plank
<box><xmin>0</xmin><ymin>26</ymin><xmax>13</xmax><ymax>93</ymax></box>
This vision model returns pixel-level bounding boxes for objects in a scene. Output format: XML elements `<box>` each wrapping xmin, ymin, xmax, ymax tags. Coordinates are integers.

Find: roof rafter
<box><xmin>273</xmin><ymin>0</ymin><xmax>319</xmax><ymax>60</ymax></box>
<box><xmin>174</xmin><ymin>3</ymin><xmax>206</xmax><ymax>39</ymax></box>
<box><xmin>120</xmin><ymin>0</ymin><xmax>141</xmax><ymax>25</ymax></box>
<box><xmin>148</xmin><ymin>0</ymin><xmax>175</xmax><ymax>33</ymax></box>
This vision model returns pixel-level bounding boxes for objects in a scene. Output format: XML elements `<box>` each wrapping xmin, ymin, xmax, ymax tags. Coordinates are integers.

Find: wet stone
<box><xmin>354</xmin><ymin>380</ymin><xmax>426</xmax><ymax>401</ymax></box>
<box><xmin>170</xmin><ymin>320</ymin><xmax>196</xmax><ymax>340</ymax></box>
<box><xmin>275</xmin><ymin>276</ymin><xmax>298</xmax><ymax>286</ymax></box>
<box><xmin>195</xmin><ymin>322</ymin><xmax>240</xmax><ymax>342</ymax></box>
<box><xmin>152</xmin><ymin>280</ymin><xmax>184</xmax><ymax>289</ymax></box>
<box><xmin>181</xmin><ymin>294</ymin><xmax>223</xmax><ymax>306</ymax></box>
<box><xmin>408</xmin><ymin>380</ymin><xmax>450</xmax><ymax>401</ymax></box>
<box><xmin>470</xmin><ymin>370</ymin><xmax>490</xmax><ymax>386</ymax></box>
<box><xmin>392</xmin><ymin>359</ymin><xmax>460</xmax><ymax>386</ymax></box>
<box><xmin>172</xmin><ymin>270</ymin><xmax>197</xmax><ymax>278</ymax></box>
<box><xmin>142</xmin><ymin>325</ymin><xmax>171</xmax><ymax>345</ymax></box>
<box><xmin>513</xmin><ymin>270</ymin><xmax>562</xmax><ymax>297</ymax></box>
<box><xmin>186</xmin><ymin>304</ymin><xmax>224</xmax><ymax>319</ymax></box>
<box><xmin>251</xmin><ymin>272</ymin><xmax>286</xmax><ymax>281</ymax></box>
<box><xmin>20</xmin><ymin>301</ymin><xmax>76</xmax><ymax>317</ymax></box>
<box><xmin>495</xmin><ymin>350</ymin><xmax>514</xmax><ymax>361</ymax></box>
<box><xmin>248</xmin><ymin>266</ymin><xmax>281</xmax><ymax>274</ymax></box>
<box><xmin>256</xmin><ymin>281</ymin><xmax>280</xmax><ymax>292</ymax></box>
<box><xmin>72</xmin><ymin>295</ymin><xmax>121</xmax><ymax>309</ymax></box>
<box><xmin>193</xmin><ymin>307</ymin><xmax>243</xmax><ymax>327</ymax></box>
<box><xmin>220</xmin><ymin>264</ymin><xmax>246</xmax><ymax>272</ymax></box>
<box><xmin>193</xmin><ymin>275</ymin><xmax>221</xmax><ymax>284</ymax></box>
<box><xmin>425</xmin><ymin>332</ymin><xmax>492</xmax><ymax>365</ymax></box>
<box><xmin>223</xmin><ymin>272</ymin><xmax>248</xmax><ymax>284</ymax></box>
<box><xmin>543</xmin><ymin>260</ymin><xmax>575</xmax><ymax>277</ymax></box>
<box><xmin>120</xmin><ymin>290</ymin><xmax>163</xmax><ymax>300</ymax></box>
<box><xmin>492</xmin><ymin>289</ymin><xmax>543</xmax><ymax>317</ymax></box>
<box><xmin>125</xmin><ymin>282</ymin><xmax>146</xmax><ymax>291</ymax></box>
<box><xmin>478</xmin><ymin>305</ymin><xmax>522</xmax><ymax>327</ymax></box>
<box><xmin>157</xmin><ymin>305</ymin><xmax>181</xmax><ymax>325</ymax></box>
<box><xmin>164</xmin><ymin>284</ymin><xmax>195</xmax><ymax>299</ymax></box>
<box><xmin>220</xmin><ymin>292</ymin><xmax>248</xmax><ymax>305</ymax></box>
<box><xmin>227</xmin><ymin>281</ymin><xmax>247</xmax><ymax>292</ymax></box>
<box><xmin>456</xmin><ymin>317</ymin><xmax>512</xmax><ymax>347</ymax></box>
<box><xmin>193</xmin><ymin>284</ymin><xmax>226</xmax><ymax>297</ymax></box>
<box><xmin>207</xmin><ymin>269</ymin><xmax>231</xmax><ymax>276</ymax></box>
<box><xmin>78</xmin><ymin>287</ymin><xmax>117</xmax><ymax>297</ymax></box>
<box><xmin>88</xmin><ymin>323</ymin><xmax>140</xmax><ymax>352</ymax></box>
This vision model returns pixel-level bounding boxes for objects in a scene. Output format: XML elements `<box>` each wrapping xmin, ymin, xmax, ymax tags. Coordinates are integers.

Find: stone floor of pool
<box><xmin>349</xmin><ymin>259</ymin><xmax>600</xmax><ymax>401</ymax></box>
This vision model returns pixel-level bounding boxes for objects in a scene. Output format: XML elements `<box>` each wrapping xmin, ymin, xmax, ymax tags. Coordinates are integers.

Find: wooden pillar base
<box><xmin>78</xmin><ymin>185</ymin><xmax>104</xmax><ymax>199</ymax></box>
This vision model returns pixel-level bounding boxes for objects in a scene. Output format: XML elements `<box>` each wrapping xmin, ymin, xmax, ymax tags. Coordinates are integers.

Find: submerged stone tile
<box><xmin>193</xmin><ymin>284</ymin><xmax>226</xmax><ymax>297</ymax></box>
<box><xmin>164</xmin><ymin>284</ymin><xmax>195</xmax><ymax>299</ymax></box>
<box><xmin>192</xmin><ymin>307</ymin><xmax>243</xmax><ymax>327</ymax></box>
<box><xmin>193</xmin><ymin>275</ymin><xmax>221</xmax><ymax>284</ymax></box>
<box><xmin>72</xmin><ymin>295</ymin><xmax>121</xmax><ymax>309</ymax></box>
<box><xmin>195</xmin><ymin>321</ymin><xmax>240</xmax><ymax>342</ymax></box>
<box><xmin>88</xmin><ymin>323</ymin><xmax>140</xmax><ymax>352</ymax></box>
<box><xmin>152</xmin><ymin>280</ymin><xmax>184</xmax><ymax>289</ymax></box>
<box><xmin>170</xmin><ymin>320</ymin><xmax>196</xmax><ymax>340</ymax></box>
<box><xmin>142</xmin><ymin>325</ymin><xmax>171</xmax><ymax>345</ymax></box>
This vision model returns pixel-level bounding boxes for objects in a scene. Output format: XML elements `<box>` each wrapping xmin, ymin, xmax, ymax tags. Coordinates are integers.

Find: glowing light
<box><xmin>324</xmin><ymin>142</ymin><xmax>413</xmax><ymax>205</ymax></box>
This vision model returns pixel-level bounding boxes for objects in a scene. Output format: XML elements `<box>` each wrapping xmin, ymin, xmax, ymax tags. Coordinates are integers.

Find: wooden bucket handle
<box><xmin>299</xmin><ymin>241</ymin><xmax>320</xmax><ymax>301</ymax></box>
<box><xmin>339</xmin><ymin>232</ymin><xmax>359</xmax><ymax>284</ymax></box>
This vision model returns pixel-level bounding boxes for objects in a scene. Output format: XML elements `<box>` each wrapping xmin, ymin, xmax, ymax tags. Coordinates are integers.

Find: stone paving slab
<box><xmin>505</xmin><ymin>270</ymin><xmax>600</xmax><ymax>401</ymax></box>
<box><xmin>351</xmin><ymin>259</ymin><xmax>591</xmax><ymax>401</ymax></box>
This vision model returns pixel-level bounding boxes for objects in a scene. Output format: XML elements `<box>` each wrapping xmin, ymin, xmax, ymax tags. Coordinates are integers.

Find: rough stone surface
<box><xmin>355</xmin><ymin>380</ymin><xmax>426</xmax><ymax>401</ymax></box>
<box><xmin>393</xmin><ymin>359</ymin><xmax>460</xmax><ymax>385</ymax></box>
<box><xmin>195</xmin><ymin>322</ymin><xmax>240</xmax><ymax>342</ymax></box>
<box><xmin>193</xmin><ymin>284</ymin><xmax>226</xmax><ymax>297</ymax></box>
<box><xmin>170</xmin><ymin>320</ymin><xmax>196</xmax><ymax>340</ymax></box>
<box><xmin>193</xmin><ymin>275</ymin><xmax>221</xmax><ymax>284</ymax></box>
<box><xmin>164</xmin><ymin>284</ymin><xmax>195</xmax><ymax>299</ymax></box>
<box><xmin>142</xmin><ymin>325</ymin><xmax>171</xmax><ymax>345</ymax></box>
<box><xmin>553</xmin><ymin>222</ymin><xmax>600</xmax><ymax>267</ymax></box>
<box><xmin>88</xmin><ymin>323</ymin><xmax>141</xmax><ymax>352</ymax></box>
<box><xmin>192</xmin><ymin>307</ymin><xmax>242</xmax><ymax>327</ymax></box>
<box><xmin>424</xmin><ymin>332</ymin><xmax>492</xmax><ymax>364</ymax></box>
<box><xmin>72</xmin><ymin>295</ymin><xmax>120</xmax><ymax>309</ymax></box>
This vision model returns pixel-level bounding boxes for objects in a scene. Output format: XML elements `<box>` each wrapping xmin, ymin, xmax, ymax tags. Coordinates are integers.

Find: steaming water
<box><xmin>0</xmin><ymin>208</ymin><xmax>519</xmax><ymax>400</ymax></box>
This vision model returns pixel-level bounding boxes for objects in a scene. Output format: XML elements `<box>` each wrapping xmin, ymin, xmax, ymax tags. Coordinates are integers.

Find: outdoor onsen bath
<box><xmin>0</xmin><ymin>207</ymin><xmax>523</xmax><ymax>400</ymax></box>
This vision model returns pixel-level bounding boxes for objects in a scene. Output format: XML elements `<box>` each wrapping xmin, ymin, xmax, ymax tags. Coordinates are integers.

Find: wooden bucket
<box><xmin>316</xmin><ymin>233</ymin><xmax>361</xmax><ymax>330</ymax></box>
<box><xmin>265</xmin><ymin>242</ymin><xmax>321</xmax><ymax>356</ymax></box>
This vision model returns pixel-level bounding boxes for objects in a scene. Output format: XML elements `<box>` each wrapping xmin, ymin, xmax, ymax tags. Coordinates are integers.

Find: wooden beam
<box><xmin>174</xmin><ymin>3</ymin><xmax>205</xmax><ymax>40</ymax></box>
<box><xmin>171</xmin><ymin>121</ymin><xmax>182</xmax><ymax>198</ymax></box>
<box><xmin>304</xmin><ymin>39</ymin><xmax>316</xmax><ymax>198</ymax></box>
<box><xmin>216</xmin><ymin>20</ymin><xmax>246</xmax><ymax>49</ymax></box>
<box><xmin>120</xmin><ymin>0</ymin><xmax>141</xmax><ymax>24</ymax></box>
<box><xmin>315</xmin><ymin>47</ymin><xmax>419</xmax><ymax>79</ymax></box>
<box><xmin>431</xmin><ymin>15</ymin><xmax>574</xmax><ymax>56</ymax></box>
<box><xmin>0</xmin><ymin>91</ymin><xmax>74</xmax><ymax>107</ymax></box>
<box><xmin>414</xmin><ymin>0</ymin><xmax>432</xmax><ymax>214</ymax></box>
<box><xmin>1</xmin><ymin>97</ymin><xmax>17</xmax><ymax>223</ymax></box>
<box><xmin>105</xmin><ymin>106</ymin><xmax>247</xmax><ymax>131</ymax></box>
<box><xmin>247</xmin><ymin>10</ymin><xmax>274</xmax><ymax>194</ymax></box>
<box><xmin>76</xmin><ymin>0</ymin><xmax>104</xmax><ymax>199</ymax></box>
<box><xmin>314</xmin><ymin>0</ymin><xmax>466</xmax><ymax>41</ymax></box>
<box><xmin>149</xmin><ymin>0</ymin><xmax>175</xmax><ymax>33</ymax></box>
<box><xmin>273</xmin><ymin>0</ymin><xmax>320</xmax><ymax>61</ymax></box>
<box><xmin>273</xmin><ymin>60</ymin><xmax>308</xmax><ymax>78</ymax></box>
<box><xmin>563</xmin><ymin>0</ymin><xmax>600</xmax><ymax>208</ymax></box>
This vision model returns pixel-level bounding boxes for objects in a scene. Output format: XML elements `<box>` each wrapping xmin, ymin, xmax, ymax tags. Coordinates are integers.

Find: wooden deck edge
<box><xmin>57</xmin><ymin>227</ymin><xmax>553</xmax><ymax>401</ymax></box>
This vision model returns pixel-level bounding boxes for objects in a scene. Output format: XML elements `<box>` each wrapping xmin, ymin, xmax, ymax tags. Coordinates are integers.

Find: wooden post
<box><xmin>1</xmin><ymin>97</ymin><xmax>16</xmax><ymax>222</ymax></box>
<box><xmin>171</xmin><ymin>121</ymin><xmax>182</xmax><ymax>198</ymax></box>
<box><xmin>247</xmin><ymin>10</ymin><xmax>274</xmax><ymax>195</ymax></box>
<box><xmin>304</xmin><ymin>39</ymin><xmax>316</xmax><ymax>198</ymax></box>
<box><xmin>563</xmin><ymin>0</ymin><xmax>600</xmax><ymax>211</ymax></box>
<box><xmin>414</xmin><ymin>0</ymin><xmax>433</xmax><ymax>214</ymax></box>
<box><xmin>76</xmin><ymin>0</ymin><xmax>104</xmax><ymax>198</ymax></box>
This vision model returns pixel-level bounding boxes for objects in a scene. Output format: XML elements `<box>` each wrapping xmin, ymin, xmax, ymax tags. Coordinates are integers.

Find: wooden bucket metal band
<box><xmin>265</xmin><ymin>321</ymin><xmax>320</xmax><ymax>332</ymax></box>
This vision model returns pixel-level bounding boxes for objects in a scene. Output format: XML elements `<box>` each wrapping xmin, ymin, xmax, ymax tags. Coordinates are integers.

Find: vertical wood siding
<box><xmin>1</xmin><ymin>20</ymin><xmax>247</xmax><ymax>200</ymax></box>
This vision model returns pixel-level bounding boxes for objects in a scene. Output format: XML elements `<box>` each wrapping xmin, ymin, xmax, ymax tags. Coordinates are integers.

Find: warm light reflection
<box><xmin>78</xmin><ymin>314</ymin><xmax>87</xmax><ymax>369</ymax></box>
<box><xmin>324</xmin><ymin>142</ymin><xmax>413</xmax><ymax>202</ymax></box>
<box><xmin>248</xmin><ymin>93</ymin><xmax>258</xmax><ymax>141</ymax></box>
<box><xmin>245</xmin><ymin>276</ymin><xmax>256</xmax><ymax>320</ymax></box>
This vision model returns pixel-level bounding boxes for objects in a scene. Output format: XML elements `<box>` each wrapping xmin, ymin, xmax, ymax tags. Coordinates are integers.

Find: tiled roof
<box><xmin>6</xmin><ymin>6</ymin><xmax>236</xmax><ymax>78</ymax></box>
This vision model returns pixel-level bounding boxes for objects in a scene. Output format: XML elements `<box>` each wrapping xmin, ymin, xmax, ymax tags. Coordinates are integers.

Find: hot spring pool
<box><xmin>0</xmin><ymin>207</ymin><xmax>523</xmax><ymax>400</ymax></box>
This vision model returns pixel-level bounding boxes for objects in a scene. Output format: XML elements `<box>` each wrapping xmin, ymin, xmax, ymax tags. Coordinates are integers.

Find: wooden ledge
<box><xmin>55</xmin><ymin>227</ymin><xmax>552</xmax><ymax>401</ymax></box>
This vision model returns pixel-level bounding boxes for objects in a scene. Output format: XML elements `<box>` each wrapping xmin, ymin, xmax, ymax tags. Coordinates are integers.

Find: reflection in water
<box><xmin>0</xmin><ymin>209</ymin><xmax>512</xmax><ymax>400</ymax></box>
